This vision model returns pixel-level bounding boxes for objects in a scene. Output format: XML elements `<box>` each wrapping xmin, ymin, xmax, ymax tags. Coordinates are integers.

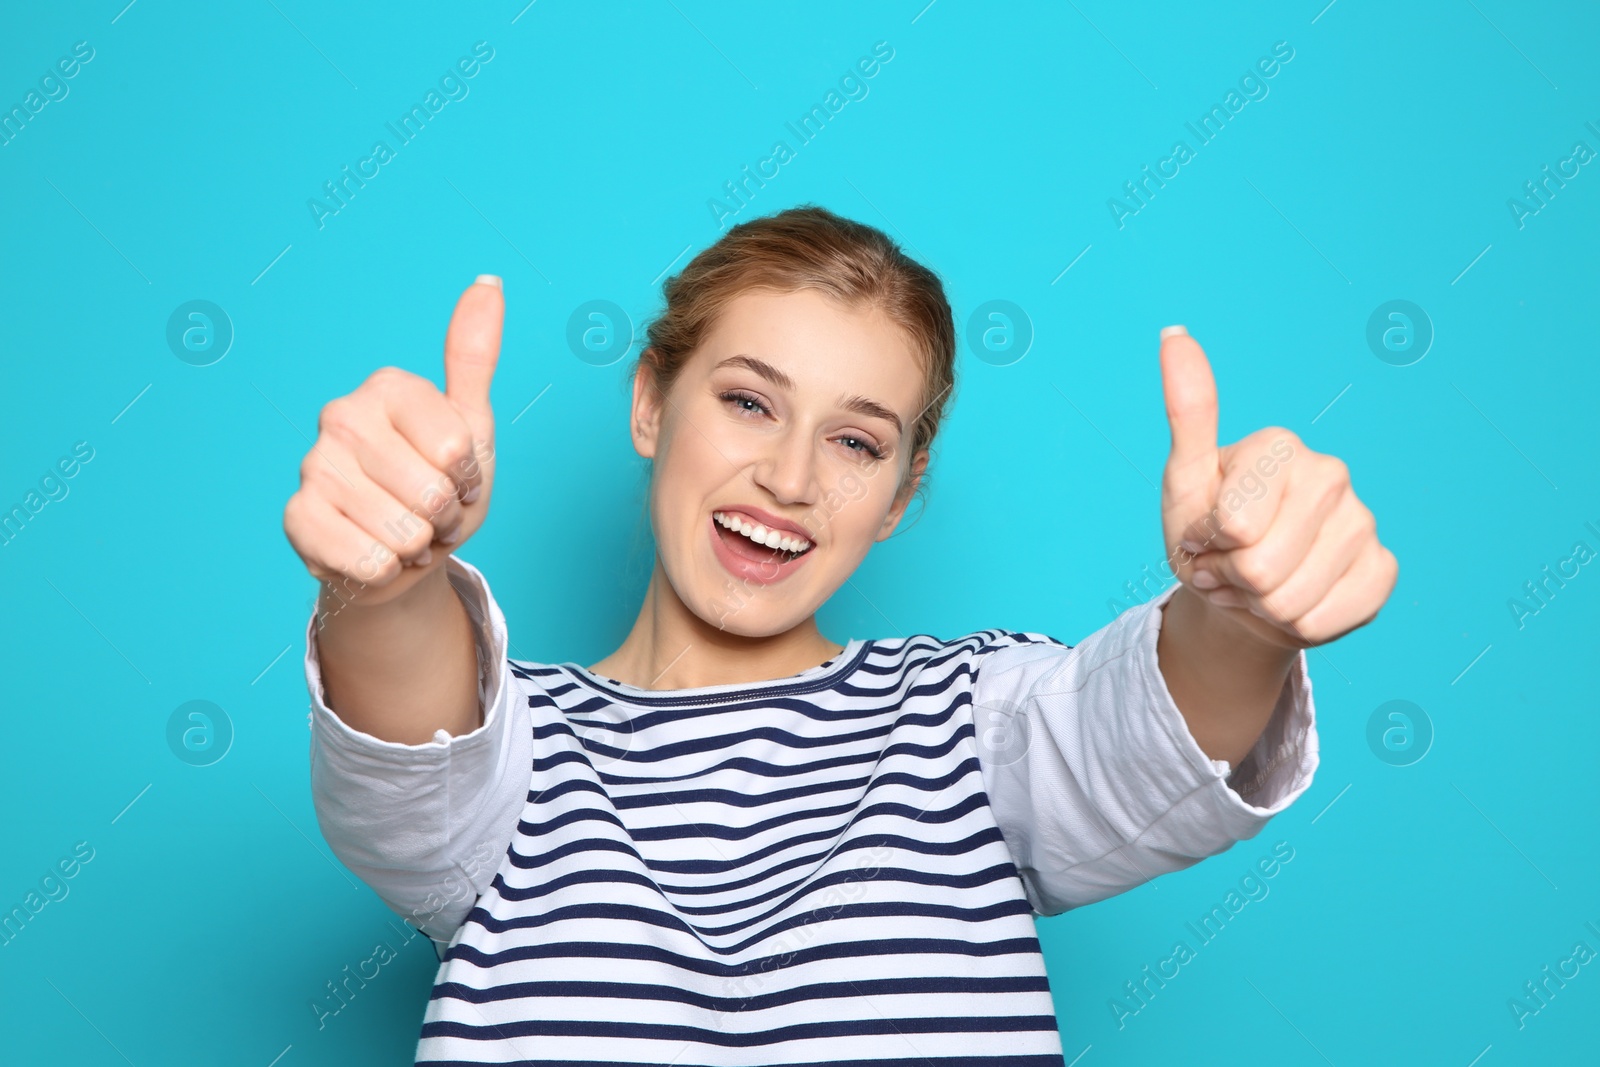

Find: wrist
<box><xmin>1158</xmin><ymin>583</ymin><xmax>1299</xmax><ymax>768</ymax></box>
<box><xmin>1165</xmin><ymin>583</ymin><xmax>1300</xmax><ymax>674</ymax></box>
<box><xmin>315</xmin><ymin>558</ymin><xmax>454</xmax><ymax>628</ymax></box>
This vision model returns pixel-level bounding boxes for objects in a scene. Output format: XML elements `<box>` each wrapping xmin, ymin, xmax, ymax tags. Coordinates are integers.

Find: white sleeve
<box><xmin>304</xmin><ymin>555</ymin><xmax>530</xmax><ymax>950</ymax></box>
<box><xmin>972</xmin><ymin>585</ymin><xmax>1318</xmax><ymax>917</ymax></box>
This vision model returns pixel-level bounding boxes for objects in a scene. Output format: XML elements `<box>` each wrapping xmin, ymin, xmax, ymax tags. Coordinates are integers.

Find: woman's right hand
<box><xmin>283</xmin><ymin>276</ymin><xmax>504</xmax><ymax>612</ymax></box>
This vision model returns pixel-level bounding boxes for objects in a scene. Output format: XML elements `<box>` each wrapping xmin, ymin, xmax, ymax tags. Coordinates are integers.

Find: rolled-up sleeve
<box><xmin>304</xmin><ymin>556</ymin><xmax>530</xmax><ymax>947</ymax></box>
<box><xmin>971</xmin><ymin>585</ymin><xmax>1317</xmax><ymax>917</ymax></box>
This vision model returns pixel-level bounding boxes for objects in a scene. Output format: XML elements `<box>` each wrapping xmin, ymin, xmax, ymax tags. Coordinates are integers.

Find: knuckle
<box><xmin>318</xmin><ymin>396</ymin><xmax>361</xmax><ymax>439</ymax></box>
<box><xmin>1353</xmin><ymin>503</ymin><xmax>1378</xmax><ymax>541</ymax></box>
<box><xmin>1378</xmin><ymin>545</ymin><xmax>1399</xmax><ymax>583</ymax></box>
<box><xmin>298</xmin><ymin>450</ymin><xmax>333</xmax><ymax>490</ymax></box>
<box><xmin>1257</xmin><ymin>426</ymin><xmax>1298</xmax><ymax>453</ymax></box>
<box><xmin>369</xmin><ymin>365</ymin><xmax>411</xmax><ymax>389</ymax></box>
<box><xmin>1322</xmin><ymin>455</ymin><xmax>1351</xmax><ymax>486</ymax></box>
<box><xmin>317</xmin><ymin>396</ymin><xmax>349</xmax><ymax>429</ymax></box>
<box><xmin>430</xmin><ymin>432</ymin><xmax>474</xmax><ymax>474</ymax></box>
<box><xmin>1273</xmin><ymin>426</ymin><xmax>1300</xmax><ymax>447</ymax></box>
<box><xmin>283</xmin><ymin>492</ymin><xmax>308</xmax><ymax>535</ymax></box>
<box><xmin>1223</xmin><ymin>511</ymin><xmax>1262</xmax><ymax>545</ymax></box>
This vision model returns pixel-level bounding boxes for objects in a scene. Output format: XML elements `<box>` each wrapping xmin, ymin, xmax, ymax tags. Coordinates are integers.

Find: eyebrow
<box><xmin>714</xmin><ymin>355</ymin><xmax>904</xmax><ymax>437</ymax></box>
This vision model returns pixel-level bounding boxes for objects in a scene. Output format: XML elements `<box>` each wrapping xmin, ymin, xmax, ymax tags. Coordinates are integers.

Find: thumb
<box><xmin>444</xmin><ymin>274</ymin><xmax>504</xmax><ymax>433</ymax></box>
<box><xmin>1159</xmin><ymin>326</ymin><xmax>1222</xmax><ymax>558</ymax></box>
<box><xmin>1159</xmin><ymin>325</ymin><xmax>1220</xmax><ymax>485</ymax></box>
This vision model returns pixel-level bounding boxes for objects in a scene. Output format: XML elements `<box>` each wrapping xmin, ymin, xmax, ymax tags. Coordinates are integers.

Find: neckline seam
<box><xmin>561</xmin><ymin>638</ymin><xmax>873</xmax><ymax>705</ymax></box>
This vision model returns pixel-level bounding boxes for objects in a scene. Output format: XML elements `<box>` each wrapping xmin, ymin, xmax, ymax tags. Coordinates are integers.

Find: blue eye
<box><xmin>719</xmin><ymin>390</ymin><xmax>885</xmax><ymax>460</ymax></box>
<box><xmin>840</xmin><ymin>436</ymin><xmax>886</xmax><ymax>460</ymax></box>
<box><xmin>720</xmin><ymin>390</ymin><xmax>769</xmax><ymax>416</ymax></box>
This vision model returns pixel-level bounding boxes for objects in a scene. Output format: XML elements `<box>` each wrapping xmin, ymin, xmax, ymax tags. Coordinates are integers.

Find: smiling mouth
<box><xmin>712</xmin><ymin>510</ymin><xmax>814</xmax><ymax>563</ymax></box>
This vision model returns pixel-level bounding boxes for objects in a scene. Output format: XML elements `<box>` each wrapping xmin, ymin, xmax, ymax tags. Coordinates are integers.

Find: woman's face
<box><xmin>630</xmin><ymin>287</ymin><xmax>930</xmax><ymax>636</ymax></box>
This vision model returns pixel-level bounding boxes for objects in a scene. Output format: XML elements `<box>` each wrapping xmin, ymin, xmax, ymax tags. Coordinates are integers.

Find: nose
<box><xmin>751</xmin><ymin>424</ymin><xmax>818</xmax><ymax>506</ymax></box>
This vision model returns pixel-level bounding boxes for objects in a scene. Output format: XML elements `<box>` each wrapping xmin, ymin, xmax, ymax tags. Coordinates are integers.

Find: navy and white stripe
<box><xmin>418</xmin><ymin>628</ymin><xmax>1070</xmax><ymax>1065</ymax></box>
<box><xmin>305</xmin><ymin>557</ymin><xmax>1319</xmax><ymax>1066</ymax></box>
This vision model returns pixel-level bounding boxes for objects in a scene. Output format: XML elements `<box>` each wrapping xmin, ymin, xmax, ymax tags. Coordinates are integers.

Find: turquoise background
<box><xmin>3</xmin><ymin>0</ymin><xmax>1596</xmax><ymax>1063</ymax></box>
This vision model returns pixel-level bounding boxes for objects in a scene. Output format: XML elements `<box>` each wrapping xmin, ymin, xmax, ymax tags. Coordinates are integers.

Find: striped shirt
<box><xmin>306</xmin><ymin>557</ymin><xmax>1316</xmax><ymax>1065</ymax></box>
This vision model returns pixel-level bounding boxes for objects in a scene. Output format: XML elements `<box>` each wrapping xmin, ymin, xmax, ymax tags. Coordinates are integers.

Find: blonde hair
<box><xmin>629</xmin><ymin>204</ymin><xmax>957</xmax><ymax>510</ymax></box>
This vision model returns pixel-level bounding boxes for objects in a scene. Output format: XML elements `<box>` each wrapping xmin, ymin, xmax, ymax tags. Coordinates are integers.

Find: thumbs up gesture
<box><xmin>284</xmin><ymin>276</ymin><xmax>504</xmax><ymax>610</ymax></box>
<box><xmin>1159</xmin><ymin>326</ymin><xmax>1397</xmax><ymax>649</ymax></box>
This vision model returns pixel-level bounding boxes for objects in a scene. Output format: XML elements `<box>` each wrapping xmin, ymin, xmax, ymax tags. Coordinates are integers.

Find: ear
<box><xmin>630</xmin><ymin>352</ymin><xmax>666</xmax><ymax>459</ymax></box>
<box><xmin>876</xmin><ymin>448</ymin><xmax>929</xmax><ymax>540</ymax></box>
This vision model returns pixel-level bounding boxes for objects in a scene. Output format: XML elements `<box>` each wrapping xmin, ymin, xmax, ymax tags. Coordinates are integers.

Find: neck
<box><xmin>586</xmin><ymin>557</ymin><xmax>844</xmax><ymax>690</ymax></box>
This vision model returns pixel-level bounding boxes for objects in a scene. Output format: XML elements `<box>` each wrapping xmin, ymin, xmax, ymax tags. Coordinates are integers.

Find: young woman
<box><xmin>286</xmin><ymin>206</ymin><xmax>1396</xmax><ymax>1064</ymax></box>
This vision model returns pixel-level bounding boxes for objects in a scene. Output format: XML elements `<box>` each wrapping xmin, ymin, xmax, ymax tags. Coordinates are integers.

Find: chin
<box><xmin>695</xmin><ymin>588</ymin><xmax>801</xmax><ymax>637</ymax></box>
<box><xmin>675</xmin><ymin>558</ymin><xmax>816</xmax><ymax>637</ymax></box>
<box><xmin>705</xmin><ymin>610</ymin><xmax>778</xmax><ymax>637</ymax></box>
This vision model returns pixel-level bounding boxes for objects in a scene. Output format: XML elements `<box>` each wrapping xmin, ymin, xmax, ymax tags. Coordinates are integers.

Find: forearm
<box><xmin>313</xmin><ymin>563</ymin><xmax>481</xmax><ymax>745</ymax></box>
<box><xmin>1155</xmin><ymin>583</ymin><xmax>1299</xmax><ymax>769</ymax></box>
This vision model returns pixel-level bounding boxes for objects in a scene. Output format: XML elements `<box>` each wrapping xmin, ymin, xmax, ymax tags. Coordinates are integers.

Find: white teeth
<box><xmin>714</xmin><ymin>511</ymin><xmax>812</xmax><ymax>555</ymax></box>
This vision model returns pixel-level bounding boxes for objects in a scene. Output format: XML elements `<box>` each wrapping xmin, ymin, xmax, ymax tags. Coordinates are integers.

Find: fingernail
<box><xmin>440</xmin><ymin>525</ymin><xmax>462</xmax><ymax>545</ymax></box>
<box><xmin>1207</xmin><ymin>588</ymin><xmax>1242</xmax><ymax>608</ymax></box>
<box><xmin>1160</xmin><ymin>324</ymin><xmax>1188</xmax><ymax>340</ymax></box>
<box><xmin>475</xmin><ymin>274</ymin><xmax>502</xmax><ymax>289</ymax></box>
<box><xmin>415</xmin><ymin>547</ymin><xmax>433</xmax><ymax>567</ymax></box>
<box><xmin>462</xmin><ymin>484</ymin><xmax>481</xmax><ymax>504</ymax></box>
<box><xmin>1189</xmin><ymin>569</ymin><xmax>1219</xmax><ymax>590</ymax></box>
<box><xmin>1180</xmin><ymin>538</ymin><xmax>1204</xmax><ymax>554</ymax></box>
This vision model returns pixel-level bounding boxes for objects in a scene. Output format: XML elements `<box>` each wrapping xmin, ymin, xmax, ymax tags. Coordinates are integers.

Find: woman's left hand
<box><xmin>1158</xmin><ymin>326</ymin><xmax>1399</xmax><ymax>651</ymax></box>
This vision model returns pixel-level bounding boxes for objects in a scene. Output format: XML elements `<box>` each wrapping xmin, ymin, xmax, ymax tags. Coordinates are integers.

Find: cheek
<box><xmin>821</xmin><ymin>473</ymin><xmax>895</xmax><ymax>549</ymax></box>
<box><xmin>650</xmin><ymin>428</ymin><xmax>732</xmax><ymax>550</ymax></box>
